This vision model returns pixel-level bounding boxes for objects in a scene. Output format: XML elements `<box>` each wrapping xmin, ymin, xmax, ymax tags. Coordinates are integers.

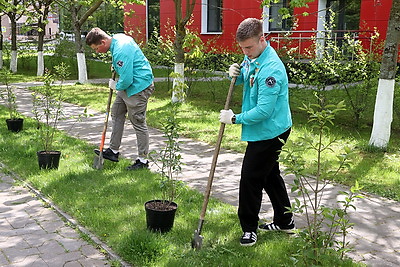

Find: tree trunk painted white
<box><xmin>171</xmin><ymin>62</ymin><xmax>185</xmax><ymax>103</ymax></box>
<box><xmin>369</xmin><ymin>79</ymin><xmax>394</xmax><ymax>149</ymax></box>
<box><xmin>77</xmin><ymin>52</ymin><xmax>88</xmax><ymax>83</ymax></box>
<box><xmin>316</xmin><ymin>0</ymin><xmax>327</xmax><ymax>59</ymax></box>
<box><xmin>10</xmin><ymin>50</ymin><xmax>17</xmax><ymax>73</ymax></box>
<box><xmin>0</xmin><ymin>50</ymin><xmax>3</xmax><ymax>69</ymax></box>
<box><xmin>37</xmin><ymin>51</ymin><xmax>44</xmax><ymax>76</ymax></box>
<box><xmin>369</xmin><ymin>0</ymin><xmax>399</xmax><ymax>149</ymax></box>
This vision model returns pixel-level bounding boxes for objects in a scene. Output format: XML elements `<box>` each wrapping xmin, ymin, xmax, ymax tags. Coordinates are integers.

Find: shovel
<box><xmin>191</xmin><ymin>76</ymin><xmax>237</xmax><ymax>250</ymax></box>
<box><xmin>93</xmin><ymin>71</ymin><xmax>116</xmax><ymax>170</ymax></box>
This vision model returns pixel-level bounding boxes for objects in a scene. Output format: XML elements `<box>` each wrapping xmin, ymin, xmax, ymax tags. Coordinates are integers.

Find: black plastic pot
<box><xmin>37</xmin><ymin>150</ymin><xmax>61</xmax><ymax>170</ymax></box>
<box><xmin>145</xmin><ymin>200</ymin><xmax>178</xmax><ymax>233</ymax></box>
<box><xmin>6</xmin><ymin>118</ymin><xmax>23</xmax><ymax>132</ymax></box>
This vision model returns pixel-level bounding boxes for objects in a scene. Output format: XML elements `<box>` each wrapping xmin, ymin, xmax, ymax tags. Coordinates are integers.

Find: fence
<box><xmin>268</xmin><ymin>29</ymin><xmax>378</xmax><ymax>59</ymax></box>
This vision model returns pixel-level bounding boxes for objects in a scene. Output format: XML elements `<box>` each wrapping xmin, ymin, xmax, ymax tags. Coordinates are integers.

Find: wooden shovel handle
<box><xmin>199</xmin><ymin>76</ymin><xmax>237</xmax><ymax>221</ymax></box>
<box><xmin>99</xmin><ymin>71</ymin><xmax>116</xmax><ymax>151</ymax></box>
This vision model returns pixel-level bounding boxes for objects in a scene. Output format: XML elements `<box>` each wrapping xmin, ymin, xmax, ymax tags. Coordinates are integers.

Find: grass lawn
<box><xmin>2</xmin><ymin>56</ymin><xmax>171</xmax><ymax>82</ymax></box>
<box><xmin>25</xmin><ymin>76</ymin><xmax>400</xmax><ymax>201</ymax></box>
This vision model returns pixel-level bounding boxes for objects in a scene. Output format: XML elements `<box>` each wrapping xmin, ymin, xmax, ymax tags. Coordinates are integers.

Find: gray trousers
<box><xmin>109</xmin><ymin>84</ymin><xmax>154</xmax><ymax>159</ymax></box>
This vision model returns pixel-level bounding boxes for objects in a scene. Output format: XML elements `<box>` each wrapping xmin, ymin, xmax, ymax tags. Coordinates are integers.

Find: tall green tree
<box><xmin>28</xmin><ymin>0</ymin><xmax>55</xmax><ymax>76</ymax></box>
<box><xmin>87</xmin><ymin>1</ymin><xmax>124</xmax><ymax>33</ymax></box>
<box><xmin>56</xmin><ymin>0</ymin><xmax>103</xmax><ymax>83</ymax></box>
<box><xmin>369</xmin><ymin>0</ymin><xmax>400</xmax><ymax>149</ymax></box>
<box><xmin>56</xmin><ymin>0</ymin><xmax>142</xmax><ymax>83</ymax></box>
<box><xmin>0</xmin><ymin>0</ymin><xmax>27</xmax><ymax>73</ymax></box>
<box><xmin>0</xmin><ymin>12</ymin><xmax>4</xmax><ymax>69</ymax></box>
<box><xmin>171</xmin><ymin>0</ymin><xmax>196</xmax><ymax>103</ymax></box>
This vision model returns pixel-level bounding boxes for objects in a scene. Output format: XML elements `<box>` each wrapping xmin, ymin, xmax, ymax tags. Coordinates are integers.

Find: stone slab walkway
<box><xmin>0</xmin><ymin>169</ymin><xmax>113</xmax><ymax>266</ymax></box>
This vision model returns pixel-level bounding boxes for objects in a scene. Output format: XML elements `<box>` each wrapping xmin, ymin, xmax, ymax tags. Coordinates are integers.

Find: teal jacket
<box><xmin>235</xmin><ymin>42</ymin><xmax>292</xmax><ymax>141</ymax></box>
<box><xmin>110</xmin><ymin>34</ymin><xmax>154</xmax><ymax>97</ymax></box>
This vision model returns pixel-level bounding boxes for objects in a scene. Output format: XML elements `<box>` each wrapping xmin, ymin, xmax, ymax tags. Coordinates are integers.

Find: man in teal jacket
<box><xmin>86</xmin><ymin>28</ymin><xmax>155</xmax><ymax>170</ymax></box>
<box><xmin>219</xmin><ymin>18</ymin><xmax>295</xmax><ymax>246</ymax></box>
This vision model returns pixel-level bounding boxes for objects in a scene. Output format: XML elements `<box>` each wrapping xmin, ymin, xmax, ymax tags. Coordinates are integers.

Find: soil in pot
<box><xmin>6</xmin><ymin>118</ymin><xmax>23</xmax><ymax>132</ymax></box>
<box><xmin>145</xmin><ymin>200</ymin><xmax>178</xmax><ymax>233</ymax></box>
<box><xmin>37</xmin><ymin>150</ymin><xmax>61</xmax><ymax>170</ymax></box>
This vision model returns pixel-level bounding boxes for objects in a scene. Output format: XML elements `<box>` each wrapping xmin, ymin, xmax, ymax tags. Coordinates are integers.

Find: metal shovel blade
<box><xmin>93</xmin><ymin>151</ymin><xmax>104</xmax><ymax>170</ymax></box>
<box><xmin>191</xmin><ymin>219</ymin><xmax>205</xmax><ymax>249</ymax></box>
<box><xmin>191</xmin><ymin>229</ymin><xmax>203</xmax><ymax>250</ymax></box>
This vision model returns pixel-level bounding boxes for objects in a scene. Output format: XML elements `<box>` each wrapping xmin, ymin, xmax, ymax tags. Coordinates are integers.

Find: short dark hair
<box><xmin>85</xmin><ymin>27</ymin><xmax>109</xmax><ymax>46</ymax></box>
<box><xmin>236</xmin><ymin>18</ymin><xmax>263</xmax><ymax>42</ymax></box>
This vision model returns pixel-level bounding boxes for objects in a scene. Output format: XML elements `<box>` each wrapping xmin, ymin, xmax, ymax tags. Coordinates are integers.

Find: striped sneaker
<box><xmin>240</xmin><ymin>231</ymin><xmax>257</xmax><ymax>246</ymax></box>
<box><xmin>258</xmin><ymin>219</ymin><xmax>296</xmax><ymax>233</ymax></box>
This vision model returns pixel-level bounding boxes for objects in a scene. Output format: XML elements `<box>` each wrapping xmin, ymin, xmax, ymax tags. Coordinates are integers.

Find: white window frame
<box><xmin>201</xmin><ymin>0</ymin><xmax>222</xmax><ymax>34</ymax></box>
<box><xmin>146</xmin><ymin>0</ymin><xmax>150</xmax><ymax>41</ymax></box>
<box><xmin>263</xmin><ymin>1</ymin><xmax>289</xmax><ymax>32</ymax></box>
<box><xmin>262</xmin><ymin>6</ymin><xmax>270</xmax><ymax>33</ymax></box>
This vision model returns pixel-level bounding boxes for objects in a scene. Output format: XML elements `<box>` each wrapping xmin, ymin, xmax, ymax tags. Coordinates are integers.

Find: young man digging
<box><xmin>219</xmin><ymin>18</ymin><xmax>295</xmax><ymax>246</ymax></box>
<box><xmin>86</xmin><ymin>28</ymin><xmax>155</xmax><ymax>170</ymax></box>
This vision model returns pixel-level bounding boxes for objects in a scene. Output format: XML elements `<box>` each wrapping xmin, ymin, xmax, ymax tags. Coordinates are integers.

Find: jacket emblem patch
<box><xmin>265</xmin><ymin>76</ymin><xmax>276</xmax><ymax>87</ymax></box>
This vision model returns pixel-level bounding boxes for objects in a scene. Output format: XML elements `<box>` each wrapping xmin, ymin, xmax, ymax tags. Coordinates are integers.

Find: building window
<box><xmin>327</xmin><ymin>0</ymin><xmax>361</xmax><ymax>31</ymax></box>
<box><xmin>263</xmin><ymin>0</ymin><xmax>290</xmax><ymax>32</ymax></box>
<box><xmin>201</xmin><ymin>0</ymin><xmax>222</xmax><ymax>34</ymax></box>
<box><xmin>147</xmin><ymin>0</ymin><xmax>160</xmax><ymax>40</ymax></box>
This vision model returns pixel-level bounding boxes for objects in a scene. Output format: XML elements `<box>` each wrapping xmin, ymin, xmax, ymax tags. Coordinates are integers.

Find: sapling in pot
<box><xmin>0</xmin><ymin>68</ymin><xmax>23</xmax><ymax>132</ymax></box>
<box><xmin>149</xmin><ymin>102</ymin><xmax>183</xmax><ymax>209</ymax></box>
<box><xmin>32</xmin><ymin>63</ymin><xmax>70</xmax><ymax>169</ymax></box>
<box><xmin>146</xmin><ymin>102</ymin><xmax>184</xmax><ymax>232</ymax></box>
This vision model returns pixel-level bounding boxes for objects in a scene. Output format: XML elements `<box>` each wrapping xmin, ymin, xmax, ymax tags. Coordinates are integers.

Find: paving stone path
<box><xmin>0</xmin><ymin>169</ymin><xmax>115</xmax><ymax>266</ymax></box>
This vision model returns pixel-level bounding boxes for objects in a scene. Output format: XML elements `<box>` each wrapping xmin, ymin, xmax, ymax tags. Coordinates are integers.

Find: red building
<box><xmin>124</xmin><ymin>0</ymin><xmax>393</xmax><ymax>57</ymax></box>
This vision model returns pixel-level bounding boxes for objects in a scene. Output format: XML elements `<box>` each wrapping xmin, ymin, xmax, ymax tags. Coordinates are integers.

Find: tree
<box><xmin>171</xmin><ymin>0</ymin><xmax>196</xmax><ymax>103</ymax></box>
<box><xmin>0</xmin><ymin>0</ymin><xmax>27</xmax><ymax>73</ymax></box>
<box><xmin>29</xmin><ymin>0</ymin><xmax>55</xmax><ymax>76</ymax></box>
<box><xmin>87</xmin><ymin>1</ymin><xmax>124</xmax><ymax>33</ymax></box>
<box><xmin>369</xmin><ymin>0</ymin><xmax>400</xmax><ymax>149</ymax></box>
<box><xmin>56</xmin><ymin>0</ymin><xmax>103</xmax><ymax>83</ymax></box>
<box><xmin>0</xmin><ymin>13</ymin><xmax>3</xmax><ymax>69</ymax></box>
<box><xmin>56</xmin><ymin>0</ymin><xmax>142</xmax><ymax>83</ymax></box>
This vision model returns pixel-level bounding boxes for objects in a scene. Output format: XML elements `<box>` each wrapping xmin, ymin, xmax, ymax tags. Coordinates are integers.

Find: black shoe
<box><xmin>240</xmin><ymin>232</ymin><xmax>257</xmax><ymax>246</ymax></box>
<box><xmin>258</xmin><ymin>219</ymin><xmax>296</xmax><ymax>233</ymax></box>
<box><xmin>94</xmin><ymin>148</ymin><xmax>119</xmax><ymax>162</ymax></box>
<box><xmin>126</xmin><ymin>159</ymin><xmax>149</xmax><ymax>170</ymax></box>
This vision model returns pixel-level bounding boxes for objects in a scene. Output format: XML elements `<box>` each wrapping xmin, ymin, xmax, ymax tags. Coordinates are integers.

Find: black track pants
<box><xmin>238</xmin><ymin>128</ymin><xmax>292</xmax><ymax>232</ymax></box>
